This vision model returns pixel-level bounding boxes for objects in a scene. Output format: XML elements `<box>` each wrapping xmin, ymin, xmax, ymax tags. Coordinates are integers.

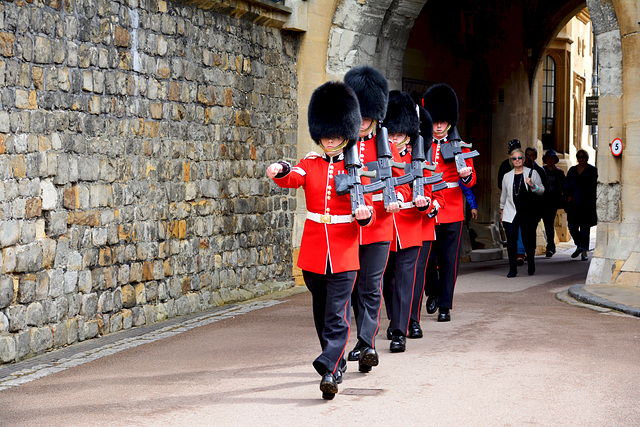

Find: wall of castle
<box><xmin>0</xmin><ymin>0</ymin><xmax>300</xmax><ymax>363</ymax></box>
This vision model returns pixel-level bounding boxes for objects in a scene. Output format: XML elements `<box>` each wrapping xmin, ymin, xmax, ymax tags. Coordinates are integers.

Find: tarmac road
<box><xmin>1</xmin><ymin>243</ymin><xmax>639</xmax><ymax>426</ymax></box>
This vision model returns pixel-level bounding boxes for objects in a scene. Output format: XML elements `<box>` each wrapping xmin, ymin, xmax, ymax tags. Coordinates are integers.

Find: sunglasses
<box><xmin>511</xmin><ymin>156</ymin><xmax>523</xmax><ymax>161</ymax></box>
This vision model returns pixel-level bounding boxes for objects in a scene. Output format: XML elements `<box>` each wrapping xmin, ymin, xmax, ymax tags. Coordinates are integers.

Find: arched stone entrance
<box><xmin>298</xmin><ymin>0</ymin><xmax>636</xmax><ymax>286</ymax></box>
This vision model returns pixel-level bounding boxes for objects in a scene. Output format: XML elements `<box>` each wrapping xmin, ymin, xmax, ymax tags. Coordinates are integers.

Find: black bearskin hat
<box><xmin>308</xmin><ymin>81</ymin><xmax>361</xmax><ymax>143</ymax></box>
<box><xmin>385</xmin><ymin>91</ymin><xmax>420</xmax><ymax>139</ymax></box>
<box><xmin>344</xmin><ymin>65</ymin><xmax>389</xmax><ymax>121</ymax></box>
<box><xmin>418</xmin><ymin>105</ymin><xmax>433</xmax><ymax>143</ymax></box>
<box><xmin>422</xmin><ymin>83</ymin><xmax>459</xmax><ymax>126</ymax></box>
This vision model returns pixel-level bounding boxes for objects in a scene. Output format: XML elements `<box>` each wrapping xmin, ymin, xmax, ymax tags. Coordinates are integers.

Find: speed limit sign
<box><xmin>611</xmin><ymin>138</ymin><xmax>623</xmax><ymax>157</ymax></box>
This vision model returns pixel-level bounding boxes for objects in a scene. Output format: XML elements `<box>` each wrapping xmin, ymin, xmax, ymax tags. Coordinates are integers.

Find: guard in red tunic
<box><xmin>422</xmin><ymin>84</ymin><xmax>477</xmax><ymax>322</ymax></box>
<box><xmin>344</xmin><ymin>66</ymin><xmax>411</xmax><ymax>372</ymax></box>
<box><xmin>266</xmin><ymin>82</ymin><xmax>375</xmax><ymax>400</ymax></box>
<box><xmin>408</xmin><ymin>105</ymin><xmax>446</xmax><ymax>338</ymax></box>
<box><xmin>381</xmin><ymin>91</ymin><xmax>434</xmax><ymax>352</ymax></box>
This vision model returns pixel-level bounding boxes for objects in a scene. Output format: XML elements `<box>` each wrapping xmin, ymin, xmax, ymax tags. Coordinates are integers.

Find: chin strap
<box><xmin>323</xmin><ymin>138</ymin><xmax>349</xmax><ymax>155</ymax></box>
<box><xmin>395</xmin><ymin>135</ymin><xmax>410</xmax><ymax>152</ymax></box>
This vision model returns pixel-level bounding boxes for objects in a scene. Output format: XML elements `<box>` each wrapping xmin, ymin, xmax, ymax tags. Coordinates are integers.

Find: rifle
<box><xmin>404</xmin><ymin>133</ymin><xmax>446</xmax><ymax>209</ymax></box>
<box><xmin>362</xmin><ymin>124</ymin><xmax>414</xmax><ymax>210</ymax></box>
<box><xmin>334</xmin><ymin>141</ymin><xmax>377</xmax><ymax>215</ymax></box>
<box><xmin>439</xmin><ymin>126</ymin><xmax>480</xmax><ymax>173</ymax></box>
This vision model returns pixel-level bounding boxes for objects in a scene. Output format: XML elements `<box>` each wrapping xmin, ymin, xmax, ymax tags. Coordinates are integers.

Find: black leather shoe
<box><xmin>334</xmin><ymin>359</ymin><xmax>347</xmax><ymax>385</ymax></box>
<box><xmin>358</xmin><ymin>361</ymin><xmax>372</xmax><ymax>373</ymax></box>
<box><xmin>507</xmin><ymin>270</ymin><xmax>517</xmax><ymax>278</ymax></box>
<box><xmin>528</xmin><ymin>264</ymin><xmax>535</xmax><ymax>275</ymax></box>
<box><xmin>386</xmin><ymin>323</ymin><xmax>392</xmax><ymax>340</ymax></box>
<box><xmin>390</xmin><ymin>335</ymin><xmax>406</xmax><ymax>353</ymax></box>
<box><xmin>437</xmin><ymin>308</ymin><xmax>451</xmax><ymax>322</ymax></box>
<box><xmin>571</xmin><ymin>248</ymin><xmax>582</xmax><ymax>258</ymax></box>
<box><xmin>426</xmin><ymin>296</ymin><xmax>438</xmax><ymax>314</ymax></box>
<box><xmin>359</xmin><ymin>346</ymin><xmax>379</xmax><ymax>367</ymax></box>
<box><xmin>347</xmin><ymin>340</ymin><xmax>364</xmax><ymax>361</ymax></box>
<box><xmin>407</xmin><ymin>320</ymin><xmax>423</xmax><ymax>338</ymax></box>
<box><xmin>320</xmin><ymin>372</ymin><xmax>338</xmax><ymax>400</ymax></box>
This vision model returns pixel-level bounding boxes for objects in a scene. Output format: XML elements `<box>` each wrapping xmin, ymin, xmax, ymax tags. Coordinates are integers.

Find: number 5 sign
<box><xmin>611</xmin><ymin>138</ymin><xmax>623</xmax><ymax>157</ymax></box>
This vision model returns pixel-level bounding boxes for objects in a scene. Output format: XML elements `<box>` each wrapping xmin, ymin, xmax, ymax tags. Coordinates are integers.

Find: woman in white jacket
<box><xmin>500</xmin><ymin>148</ymin><xmax>545</xmax><ymax>277</ymax></box>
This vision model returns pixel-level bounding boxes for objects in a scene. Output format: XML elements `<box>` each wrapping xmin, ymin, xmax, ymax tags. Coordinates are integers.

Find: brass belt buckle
<box><xmin>320</xmin><ymin>214</ymin><xmax>331</xmax><ymax>224</ymax></box>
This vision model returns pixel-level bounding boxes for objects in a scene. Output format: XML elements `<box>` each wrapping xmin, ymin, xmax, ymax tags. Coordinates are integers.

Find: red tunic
<box><xmin>428</xmin><ymin>139</ymin><xmax>476</xmax><ymax>224</ymax></box>
<box><xmin>273</xmin><ymin>154</ymin><xmax>374</xmax><ymax>275</ymax></box>
<box><xmin>358</xmin><ymin>134</ymin><xmax>412</xmax><ymax>245</ymax></box>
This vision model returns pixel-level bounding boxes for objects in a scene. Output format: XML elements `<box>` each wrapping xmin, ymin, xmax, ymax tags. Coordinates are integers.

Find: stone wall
<box><xmin>0</xmin><ymin>0</ymin><xmax>300</xmax><ymax>363</ymax></box>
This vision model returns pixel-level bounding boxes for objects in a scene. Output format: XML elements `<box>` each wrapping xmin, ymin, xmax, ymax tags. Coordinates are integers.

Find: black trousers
<box><xmin>503</xmin><ymin>213</ymin><xmax>537</xmax><ymax>272</ymax></box>
<box><xmin>352</xmin><ymin>241</ymin><xmax>390</xmax><ymax>347</ymax></box>
<box><xmin>410</xmin><ymin>240</ymin><xmax>433</xmax><ymax>322</ymax></box>
<box><xmin>542</xmin><ymin>207</ymin><xmax>558</xmax><ymax>251</ymax></box>
<box><xmin>382</xmin><ymin>245</ymin><xmax>421</xmax><ymax>336</ymax></box>
<box><xmin>303</xmin><ymin>269</ymin><xmax>357</xmax><ymax>376</ymax></box>
<box><xmin>424</xmin><ymin>221</ymin><xmax>463</xmax><ymax>310</ymax></box>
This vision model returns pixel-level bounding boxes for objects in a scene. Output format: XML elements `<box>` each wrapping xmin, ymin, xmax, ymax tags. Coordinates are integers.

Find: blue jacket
<box><xmin>460</xmin><ymin>180</ymin><xmax>478</xmax><ymax>210</ymax></box>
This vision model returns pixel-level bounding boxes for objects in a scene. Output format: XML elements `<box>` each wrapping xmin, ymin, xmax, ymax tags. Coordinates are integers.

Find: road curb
<box><xmin>567</xmin><ymin>284</ymin><xmax>640</xmax><ymax>317</ymax></box>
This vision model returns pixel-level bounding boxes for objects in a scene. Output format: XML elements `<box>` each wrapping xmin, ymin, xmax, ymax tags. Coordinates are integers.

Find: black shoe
<box><xmin>358</xmin><ymin>361</ymin><xmax>372</xmax><ymax>373</ymax></box>
<box><xmin>347</xmin><ymin>339</ymin><xmax>364</xmax><ymax>361</ymax></box>
<box><xmin>320</xmin><ymin>372</ymin><xmax>338</xmax><ymax>399</ymax></box>
<box><xmin>545</xmin><ymin>251</ymin><xmax>553</xmax><ymax>258</ymax></box>
<box><xmin>516</xmin><ymin>255</ymin><xmax>525</xmax><ymax>266</ymax></box>
<box><xmin>407</xmin><ymin>319</ymin><xmax>423</xmax><ymax>338</ymax></box>
<box><xmin>359</xmin><ymin>346</ymin><xmax>379</xmax><ymax>367</ymax></box>
<box><xmin>426</xmin><ymin>296</ymin><xmax>438</xmax><ymax>314</ymax></box>
<box><xmin>528</xmin><ymin>264</ymin><xmax>535</xmax><ymax>275</ymax></box>
<box><xmin>571</xmin><ymin>248</ymin><xmax>582</xmax><ymax>258</ymax></box>
<box><xmin>507</xmin><ymin>270</ymin><xmax>517</xmax><ymax>278</ymax></box>
<box><xmin>581</xmin><ymin>250</ymin><xmax>588</xmax><ymax>261</ymax></box>
<box><xmin>437</xmin><ymin>308</ymin><xmax>451</xmax><ymax>322</ymax></box>
<box><xmin>386</xmin><ymin>323</ymin><xmax>392</xmax><ymax>340</ymax></box>
<box><xmin>390</xmin><ymin>335</ymin><xmax>406</xmax><ymax>353</ymax></box>
<box><xmin>334</xmin><ymin>359</ymin><xmax>347</xmax><ymax>384</ymax></box>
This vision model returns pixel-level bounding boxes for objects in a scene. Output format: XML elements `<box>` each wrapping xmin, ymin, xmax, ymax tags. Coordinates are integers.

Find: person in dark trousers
<box><xmin>541</xmin><ymin>149</ymin><xmax>565</xmax><ymax>257</ymax></box>
<box><xmin>408</xmin><ymin>105</ymin><xmax>444</xmax><ymax>338</ymax></box>
<box><xmin>343</xmin><ymin>66</ymin><xmax>410</xmax><ymax>372</ymax></box>
<box><xmin>564</xmin><ymin>149</ymin><xmax>598</xmax><ymax>261</ymax></box>
<box><xmin>498</xmin><ymin>139</ymin><xmax>526</xmax><ymax>263</ymax></box>
<box><xmin>381</xmin><ymin>91</ymin><xmax>432</xmax><ymax>353</ymax></box>
<box><xmin>500</xmin><ymin>148</ymin><xmax>545</xmax><ymax>277</ymax></box>
<box><xmin>422</xmin><ymin>84</ymin><xmax>476</xmax><ymax>322</ymax></box>
<box><xmin>266</xmin><ymin>81</ymin><xmax>375</xmax><ymax>400</ymax></box>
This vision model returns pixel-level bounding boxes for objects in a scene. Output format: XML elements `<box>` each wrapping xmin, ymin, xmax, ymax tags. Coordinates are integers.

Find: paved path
<box><xmin>1</xmin><ymin>243</ymin><xmax>639</xmax><ymax>426</ymax></box>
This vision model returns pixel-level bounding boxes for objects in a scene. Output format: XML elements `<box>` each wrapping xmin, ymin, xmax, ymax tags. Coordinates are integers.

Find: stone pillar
<box><xmin>586</xmin><ymin>0</ymin><xmax>640</xmax><ymax>287</ymax></box>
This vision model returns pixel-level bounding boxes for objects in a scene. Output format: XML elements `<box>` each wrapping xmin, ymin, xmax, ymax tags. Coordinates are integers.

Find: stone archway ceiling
<box><xmin>327</xmin><ymin>0</ymin><xmax>427</xmax><ymax>85</ymax></box>
<box><xmin>523</xmin><ymin>0</ymin><xmax>587</xmax><ymax>87</ymax></box>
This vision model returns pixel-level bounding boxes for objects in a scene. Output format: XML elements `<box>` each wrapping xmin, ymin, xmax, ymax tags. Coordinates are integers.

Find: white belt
<box><xmin>372</xmin><ymin>194</ymin><xmax>384</xmax><ymax>202</ymax></box>
<box><xmin>445</xmin><ymin>182</ymin><xmax>459</xmax><ymax>188</ymax></box>
<box><xmin>306</xmin><ymin>211</ymin><xmax>354</xmax><ymax>224</ymax></box>
<box><xmin>399</xmin><ymin>201</ymin><xmax>414</xmax><ymax>210</ymax></box>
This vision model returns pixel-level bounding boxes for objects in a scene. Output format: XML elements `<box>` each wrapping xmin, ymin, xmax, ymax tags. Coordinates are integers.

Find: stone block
<box><xmin>52</xmin><ymin>322</ymin><xmax>68</xmax><ymax>348</ymax></box>
<box><xmin>0</xmin><ymin>335</ymin><xmax>16</xmax><ymax>363</ymax></box>
<box><xmin>40</xmin><ymin>238</ymin><xmax>56</xmax><ymax>269</ymax></box>
<box><xmin>0</xmin><ymin>220</ymin><xmax>20</xmax><ymax>248</ymax></box>
<box><xmin>26</xmin><ymin>302</ymin><xmax>44</xmax><ymax>326</ymax></box>
<box><xmin>131</xmin><ymin>306</ymin><xmax>145</xmax><ymax>326</ymax></box>
<box><xmin>134</xmin><ymin>283</ymin><xmax>146</xmax><ymax>305</ymax></box>
<box><xmin>0</xmin><ymin>276</ymin><xmax>14</xmax><ymax>309</ymax></box>
<box><xmin>30</xmin><ymin>326</ymin><xmax>53</xmax><ymax>354</ymax></box>
<box><xmin>35</xmin><ymin>270</ymin><xmax>49</xmax><ymax>300</ymax></box>
<box><xmin>40</xmin><ymin>180</ymin><xmax>57</xmax><ymax>210</ymax></box>
<box><xmin>84</xmin><ymin>320</ymin><xmax>99</xmax><ymax>339</ymax></box>
<box><xmin>121</xmin><ymin>284</ymin><xmax>135</xmax><ymax>308</ymax></box>
<box><xmin>81</xmin><ymin>293</ymin><xmax>98</xmax><ymax>318</ymax></box>
<box><xmin>66</xmin><ymin>318</ymin><xmax>78</xmax><ymax>345</ymax></box>
<box><xmin>156</xmin><ymin>303</ymin><xmax>168</xmax><ymax>322</ymax></box>
<box><xmin>18</xmin><ymin>274</ymin><xmax>36</xmax><ymax>303</ymax></box>
<box><xmin>78</xmin><ymin>270</ymin><xmax>92</xmax><ymax>294</ymax></box>
<box><xmin>109</xmin><ymin>312</ymin><xmax>122</xmax><ymax>333</ymax></box>
<box><xmin>0</xmin><ymin>312</ymin><xmax>8</xmax><ymax>332</ymax></box>
<box><xmin>25</xmin><ymin>198</ymin><xmax>42</xmax><ymax>219</ymax></box>
<box><xmin>68</xmin><ymin>293</ymin><xmax>82</xmax><ymax>317</ymax></box>
<box><xmin>64</xmin><ymin>271</ymin><xmax>78</xmax><ymax>294</ymax></box>
<box><xmin>97</xmin><ymin>291</ymin><xmax>113</xmax><ymax>313</ymax></box>
<box><xmin>121</xmin><ymin>308</ymin><xmax>132</xmax><ymax>329</ymax></box>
